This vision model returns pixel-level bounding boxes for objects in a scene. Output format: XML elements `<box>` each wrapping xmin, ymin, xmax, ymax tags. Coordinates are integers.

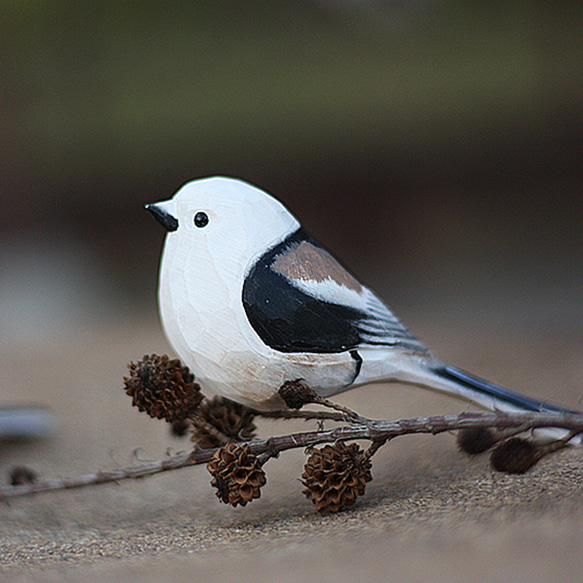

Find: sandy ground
<box><xmin>1</xmin><ymin>303</ymin><xmax>583</xmax><ymax>583</ymax></box>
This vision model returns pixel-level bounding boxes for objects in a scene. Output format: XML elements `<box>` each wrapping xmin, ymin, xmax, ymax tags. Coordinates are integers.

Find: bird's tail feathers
<box><xmin>422</xmin><ymin>364</ymin><xmax>581</xmax><ymax>445</ymax></box>
<box><xmin>430</xmin><ymin>365</ymin><xmax>578</xmax><ymax>414</ymax></box>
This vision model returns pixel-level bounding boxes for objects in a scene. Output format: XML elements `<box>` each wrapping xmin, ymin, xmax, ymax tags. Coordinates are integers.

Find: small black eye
<box><xmin>194</xmin><ymin>211</ymin><xmax>209</xmax><ymax>228</ymax></box>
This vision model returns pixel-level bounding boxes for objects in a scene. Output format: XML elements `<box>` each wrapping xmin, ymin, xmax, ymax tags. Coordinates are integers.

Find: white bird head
<box><xmin>146</xmin><ymin>176</ymin><xmax>300</xmax><ymax>271</ymax></box>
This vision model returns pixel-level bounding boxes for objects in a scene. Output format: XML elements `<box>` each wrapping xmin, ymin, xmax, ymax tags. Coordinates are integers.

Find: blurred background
<box><xmin>1</xmin><ymin>0</ymin><xmax>582</xmax><ymax>362</ymax></box>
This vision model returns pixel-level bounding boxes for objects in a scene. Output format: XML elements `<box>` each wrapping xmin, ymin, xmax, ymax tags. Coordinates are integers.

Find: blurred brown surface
<box><xmin>1</xmin><ymin>301</ymin><xmax>582</xmax><ymax>582</ymax></box>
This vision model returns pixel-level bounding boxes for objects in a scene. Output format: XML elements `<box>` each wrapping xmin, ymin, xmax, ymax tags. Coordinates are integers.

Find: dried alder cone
<box><xmin>456</xmin><ymin>426</ymin><xmax>498</xmax><ymax>455</ymax></box>
<box><xmin>207</xmin><ymin>443</ymin><xmax>267</xmax><ymax>507</ymax></box>
<box><xmin>124</xmin><ymin>354</ymin><xmax>203</xmax><ymax>422</ymax></box>
<box><xmin>191</xmin><ymin>396</ymin><xmax>257</xmax><ymax>448</ymax></box>
<box><xmin>489</xmin><ymin>437</ymin><xmax>543</xmax><ymax>474</ymax></box>
<box><xmin>9</xmin><ymin>466</ymin><xmax>37</xmax><ymax>486</ymax></box>
<box><xmin>302</xmin><ymin>442</ymin><xmax>372</xmax><ymax>514</ymax></box>
<box><xmin>278</xmin><ymin>379</ymin><xmax>319</xmax><ymax>409</ymax></box>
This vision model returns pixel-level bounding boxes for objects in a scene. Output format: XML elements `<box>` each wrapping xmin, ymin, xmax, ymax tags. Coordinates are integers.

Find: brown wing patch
<box><xmin>272</xmin><ymin>241</ymin><xmax>363</xmax><ymax>293</ymax></box>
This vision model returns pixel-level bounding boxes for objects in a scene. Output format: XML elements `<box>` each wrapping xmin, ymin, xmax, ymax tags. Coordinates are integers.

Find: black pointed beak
<box><xmin>145</xmin><ymin>202</ymin><xmax>179</xmax><ymax>232</ymax></box>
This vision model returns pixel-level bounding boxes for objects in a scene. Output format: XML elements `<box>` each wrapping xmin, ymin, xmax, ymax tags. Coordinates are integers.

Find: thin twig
<box><xmin>362</xmin><ymin>438</ymin><xmax>388</xmax><ymax>462</ymax></box>
<box><xmin>276</xmin><ymin>379</ymin><xmax>370</xmax><ymax>424</ymax></box>
<box><xmin>1</xmin><ymin>411</ymin><xmax>581</xmax><ymax>500</ymax></box>
<box><xmin>309</xmin><ymin>394</ymin><xmax>372</xmax><ymax>425</ymax></box>
<box><xmin>255</xmin><ymin>409</ymin><xmax>346</xmax><ymax>422</ymax></box>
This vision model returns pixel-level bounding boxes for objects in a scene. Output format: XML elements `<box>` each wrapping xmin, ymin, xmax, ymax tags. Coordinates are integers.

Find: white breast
<box><xmin>158</xmin><ymin>233</ymin><xmax>358</xmax><ymax>409</ymax></box>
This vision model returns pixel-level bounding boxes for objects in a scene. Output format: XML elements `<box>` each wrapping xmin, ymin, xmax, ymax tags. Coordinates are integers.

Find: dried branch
<box><xmin>2</xmin><ymin>410</ymin><xmax>581</xmax><ymax>501</ymax></box>
<box><xmin>255</xmin><ymin>408</ymin><xmax>346</xmax><ymax>422</ymax></box>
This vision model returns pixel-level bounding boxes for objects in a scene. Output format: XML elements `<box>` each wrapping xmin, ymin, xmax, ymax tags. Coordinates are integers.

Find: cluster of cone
<box><xmin>456</xmin><ymin>426</ymin><xmax>565</xmax><ymax>473</ymax></box>
<box><xmin>124</xmin><ymin>355</ymin><xmax>263</xmax><ymax>506</ymax></box>
<box><xmin>124</xmin><ymin>354</ymin><xmax>556</xmax><ymax>513</ymax></box>
<box><xmin>123</xmin><ymin>354</ymin><xmax>377</xmax><ymax>512</ymax></box>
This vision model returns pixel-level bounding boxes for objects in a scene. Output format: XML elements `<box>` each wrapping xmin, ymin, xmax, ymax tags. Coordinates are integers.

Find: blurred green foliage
<box><xmin>1</xmin><ymin>1</ymin><xmax>582</xmax><ymax>305</ymax></box>
<box><xmin>3</xmin><ymin>1</ymin><xmax>581</xmax><ymax>190</ymax></box>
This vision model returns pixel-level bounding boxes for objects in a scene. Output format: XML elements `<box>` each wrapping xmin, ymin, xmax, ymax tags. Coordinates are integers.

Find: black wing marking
<box><xmin>242</xmin><ymin>228</ymin><xmax>427</xmax><ymax>354</ymax></box>
<box><xmin>242</xmin><ymin>230</ymin><xmax>362</xmax><ymax>352</ymax></box>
